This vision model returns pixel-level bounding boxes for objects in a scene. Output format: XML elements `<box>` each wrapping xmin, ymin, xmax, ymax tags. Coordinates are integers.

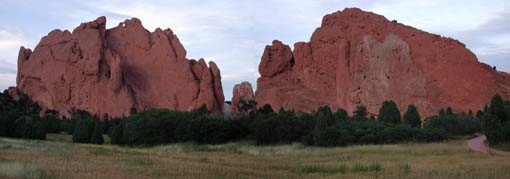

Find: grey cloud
<box><xmin>451</xmin><ymin>8</ymin><xmax>510</xmax><ymax>71</ymax></box>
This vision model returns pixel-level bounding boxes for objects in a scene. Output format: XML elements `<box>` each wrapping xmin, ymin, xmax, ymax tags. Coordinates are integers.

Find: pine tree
<box><xmin>72</xmin><ymin>120</ymin><xmax>92</xmax><ymax>143</ymax></box>
<box><xmin>130</xmin><ymin>107</ymin><xmax>138</xmax><ymax>115</ymax></box>
<box><xmin>353</xmin><ymin>105</ymin><xmax>368</xmax><ymax>120</ymax></box>
<box><xmin>377</xmin><ymin>100</ymin><xmax>401</xmax><ymax>124</ymax></box>
<box><xmin>439</xmin><ymin>109</ymin><xmax>446</xmax><ymax>116</ymax></box>
<box><xmin>90</xmin><ymin>121</ymin><xmax>104</xmax><ymax>144</ymax></box>
<box><xmin>482</xmin><ymin>94</ymin><xmax>510</xmax><ymax>144</ymax></box>
<box><xmin>403</xmin><ymin>104</ymin><xmax>421</xmax><ymax>128</ymax></box>
<box><xmin>110</xmin><ymin>123</ymin><xmax>124</xmax><ymax>145</ymax></box>
<box><xmin>313</xmin><ymin>106</ymin><xmax>335</xmax><ymax>146</ymax></box>
<box><xmin>258</xmin><ymin>104</ymin><xmax>274</xmax><ymax>114</ymax></box>
<box><xmin>446</xmin><ymin>107</ymin><xmax>453</xmax><ymax>115</ymax></box>
<box><xmin>334</xmin><ymin>108</ymin><xmax>349</xmax><ymax>120</ymax></box>
<box><xmin>194</xmin><ymin>104</ymin><xmax>209</xmax><ymax>115</ymax></box>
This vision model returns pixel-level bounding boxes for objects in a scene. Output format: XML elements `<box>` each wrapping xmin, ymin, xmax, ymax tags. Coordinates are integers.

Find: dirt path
<box><xmin>465</xmin><ymin>135</ymin><xmax>510</xmax><ymax>155</ymax></box>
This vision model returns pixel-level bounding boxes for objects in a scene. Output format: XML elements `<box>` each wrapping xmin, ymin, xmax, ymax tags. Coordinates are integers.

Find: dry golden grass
<box><xmin>1</xmin><ymin>134</ymin><xmax>509</xmax><ymax>178</ymax></box>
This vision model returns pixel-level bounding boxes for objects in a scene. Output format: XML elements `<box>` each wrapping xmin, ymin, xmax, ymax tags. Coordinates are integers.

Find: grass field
<box><xmin>1</xmin><ymin>134</ymin><xmax>509</xmax><ymax>178</ymax></box>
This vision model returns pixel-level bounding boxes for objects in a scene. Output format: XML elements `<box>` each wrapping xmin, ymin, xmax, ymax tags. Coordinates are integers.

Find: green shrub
<box><xmin>72</xmin><ymin>119</ymin><xmax>94</xmax><ymax>143</ymax></box>
<box><xmin>187</xmin><ymin>116</ymin><xmax>232</xmax><ymax>144</ymax></box>
<box><xmin>14</xmin><ymin>116</ymin><xmax>46</xmax><ymax>140</ymax></box>
<box><xmin>122</xmin><ymin>110</ymin><xmax>167</xmax><ymax>146</ymax></box>
<box><xmin>62</xmin><ymin>119</ymin><xmax>77</xmax><ymax>135</ymax></box>
<box><xmin>42</xmin><ymin>115</ymin><xmax>63</xmax><ymax>133</ymax></box>
<box><xmin>258</xmin><ymin>104</ymin><xmax>274</xmax><ymax>114</ymax></box>
<box><xmin>0</xmin><ymin>90</ymin><xmax>45</xmax><ymax>139</ymax></box>
<box><xmin>118</xmin><ymin>109</ymin><xmax>233</xmax><ymax>146</ymax></box>
<box><xmin>90</xmin><ymin>121</ymin><xmax>104</xmax><ymax>144</ymax></box>
<box><xmin>423</xmin><ymin>112</ymin><xmax>479</xmax><ymax>136</ymax></box>
<box><xmin>250</xmin><ymin>112</ymin><xmax>314</xmax><ymax>145</ymax></box>
<box><xmin>110</xmin><ymin>122</ymin><xmax>124</xmax><ymax>145</ymax></box>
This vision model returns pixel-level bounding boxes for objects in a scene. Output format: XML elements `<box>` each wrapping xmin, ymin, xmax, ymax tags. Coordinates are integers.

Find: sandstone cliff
<box><xmin>255</xmin><ymin>8</ymin><xmax>510</xmax><ymax>117</ymax></box>
<box><xmin>16</xmin><ymin>16</ymin><xmax>224</xmax><ymax>118</ymax></box>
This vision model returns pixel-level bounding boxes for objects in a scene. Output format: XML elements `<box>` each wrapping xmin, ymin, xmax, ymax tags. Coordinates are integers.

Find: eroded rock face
<box><xmin>255</xmin><ymin>8</ymin><xmax>510</xmax><ymax>117</ymax></box>
<box><xmin>259</xmin><ymin>40</ymin><xmax>294</xmax><ymax>77</ymax></box>
<box><xmin>231</xmin><ymin>81</ymin><xmax>255</xmax><ymax>112</ymax></box>
<box><xmin>16</xmin><ymin>16</ymin><xmax>224</xmax><ymax>118</ymax></box>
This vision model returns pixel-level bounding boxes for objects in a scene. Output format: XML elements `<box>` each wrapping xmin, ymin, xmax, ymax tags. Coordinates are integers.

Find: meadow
<box><xmin>1</xmin><ymin>134</ymin><xmax>509</xmax><ymax>178</ymax></box>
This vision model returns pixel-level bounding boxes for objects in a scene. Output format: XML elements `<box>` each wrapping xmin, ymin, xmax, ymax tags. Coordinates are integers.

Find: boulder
<box><xmin>231</xmin><ymin>81</ymin><xmax>255</xmax><ymax>113</ymax></box>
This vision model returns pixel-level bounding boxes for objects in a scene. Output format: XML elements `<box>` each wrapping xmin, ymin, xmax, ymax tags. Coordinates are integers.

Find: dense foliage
<box><xmin>70</xmin><ymin>111</ymin><xmax>105</xmax><ymax>144</ymax></box>
<box><xmin>481</xmin><ymin>94</ymin><xmax>510</xmax><ymax>145</ymax></box>
<box><xmin>95</xmin><ymin>103</ymin><xmax>447</xmax><ymax>146</ymax></box>
<box><xmin>0</xmin><ymin>90</ymin><xmax>45</xmax><ymax>140</ymax></box>
<box><xmin>246</xmin><ymin>110</ymin><xmax>315</xmax><ymax>145</ymax></box>
<box><xmin>308</xmin><ymin>106</ymin><xmax>446</xmax><ymax>147</ymax></box>
<box><xmin>5</xmin><ymin>89</ymin><xmax>509</xmax><ymax>148</ymax></box>
<box><xmin>108</xmin><ymin>109</ymin><xmax>234</xmax><ymax>146</ymax></box>
<box><xmin>72</xmin><ymin>119</ymin><xmax>94</xmax><ymax>143</ymax></box>
<box><xmin>423</xmin><ymin>110</ymin><xmax>480</xmax><ymax>137</ymax></box>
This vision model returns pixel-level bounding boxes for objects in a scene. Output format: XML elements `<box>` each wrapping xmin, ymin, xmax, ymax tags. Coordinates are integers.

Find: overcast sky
<box><xmin>1</xmin><ymin>0</ymin><xmax>509</xmax><ymax>99</ymax></box>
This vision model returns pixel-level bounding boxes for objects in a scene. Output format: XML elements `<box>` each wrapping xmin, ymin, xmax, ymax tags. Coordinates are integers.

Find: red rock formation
<box><xmin>231</xmin><ymin>81</ymin><xmax>255</xmax><ymax>112</ymax></box>
<box><xmin>16</xmin><ymin>16</ymin><xmax>224</xmax><ymax>118</ymax></box>
<box><xmin>255</xmin><ymin>8</ymin><xmax>510</xmax><ymax>117</ymax></box>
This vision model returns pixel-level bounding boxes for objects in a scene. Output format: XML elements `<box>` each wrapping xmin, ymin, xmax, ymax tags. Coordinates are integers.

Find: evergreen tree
<box><xmin>90</xmin><ymin>121</ymin><xmax>104</xmax><ymax>144</ymax></box>
<box><xmin>258</xmin><ymin>104</ymin><xmax>274</xmax><ymax>114</ymax></box>
<box><xmin>476</xmin><ymin>110</ymin><xmax>484</xmax><ymax>119</ymax></box>
<box><xmin>313</xmin><ymin>106</ymin><xmax>336</xmax><ymax>146</ymax></box>
<box><xmin>334</xmin><ymin>108</ymin><xmax>349</xmax><ymax>121</ymax></box>
<box><xmin>102</xmin><ymin>118</ymin><xmax>110</xmax><ymax>134</ymax></box>
<box><xmin>30</xmin><ymin>120</ymin><xmax>46</xmax><ymax>140</ymax></box>
<box><xmin>352</xmin><ymin>105</ymin><xmax>368</xmax><ymax>120</ymax></box>
<box><xmin>193</xmin><ymin>104</ymin><xmax>209</xmax><ymax>115</ymax></box>
<box><xmin>468</xmin><ymin>110</ymin><xmax>474</xmax><ymax>117</ymax></box>
<box><xmin>377</xmin><ymin>100</ymin><xmax>401</xmax><ymax>124</ymax></box>
<box><xmin>130</xmin><ymin>107</ymin><xmax>138</xmax><ymax>115</ymax></box>
<box><xmin>110</xmin><ymin>123</ymin><xmax>124</xmax><ymax>145</ymax></box>
<box><xmin>488</xmin><ymin>94</ymin><xmax>508</xmax><ymax>120</ymax></box>
<box><xmin>446</xmin><ymin>107</ymin><xmax>453</xmax><ymax>115</ymax></box>
<box><xmin>482</xmin><ymin>94</ymin><xmax>510</xmax><ymax>144</ymax></box>
<box><xmin>15</xmin><ymin>116</ymin><xmax>46</xmax><ymax>140</ymax></box>
<box><xmin>403</xmin><ymin>104</ymin><xmax>421</xmax><ymax>128</ymax></box>
<box><xmin>439</xmin><ymin>108</ymin><xmax>446</xmax><ymax>116</ymax></box>
<box><xmin>72</xmin><ymin>120</ymin><xmax>92</xmax><ymax>143</ymax></box>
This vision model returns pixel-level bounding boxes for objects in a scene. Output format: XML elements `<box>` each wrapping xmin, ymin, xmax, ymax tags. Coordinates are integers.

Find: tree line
<box><xmin>1</xmin><ymin>89</ymin><xmax>508</xmax><ymax>148</ymax></box>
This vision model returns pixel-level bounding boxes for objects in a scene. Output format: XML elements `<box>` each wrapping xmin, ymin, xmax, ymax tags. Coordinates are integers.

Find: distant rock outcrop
<box><xmin>255</xmin><ymin>8</ymin><xmax>510</xmax><ymax>117</ymax></box>
<box><xmin>231</xmin><ymin>81</ymin><xmax>255</xmax><ymax>113</ymax></box>
<box><xmin>16</xmin><ymin>16</ymin><xmax>224</xmax><ymax>118</ymax></box>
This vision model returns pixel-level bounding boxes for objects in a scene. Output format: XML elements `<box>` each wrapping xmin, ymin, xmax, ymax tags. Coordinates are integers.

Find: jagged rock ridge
<box><xmin>16</xmin><ymin>16</ymin><xmax>224</xmax><ymax>118</ymax></box>
<box><xmin>255</xmin><ymin>8</ymin><xmax>510</xmax><ymax>117</ymax></box>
